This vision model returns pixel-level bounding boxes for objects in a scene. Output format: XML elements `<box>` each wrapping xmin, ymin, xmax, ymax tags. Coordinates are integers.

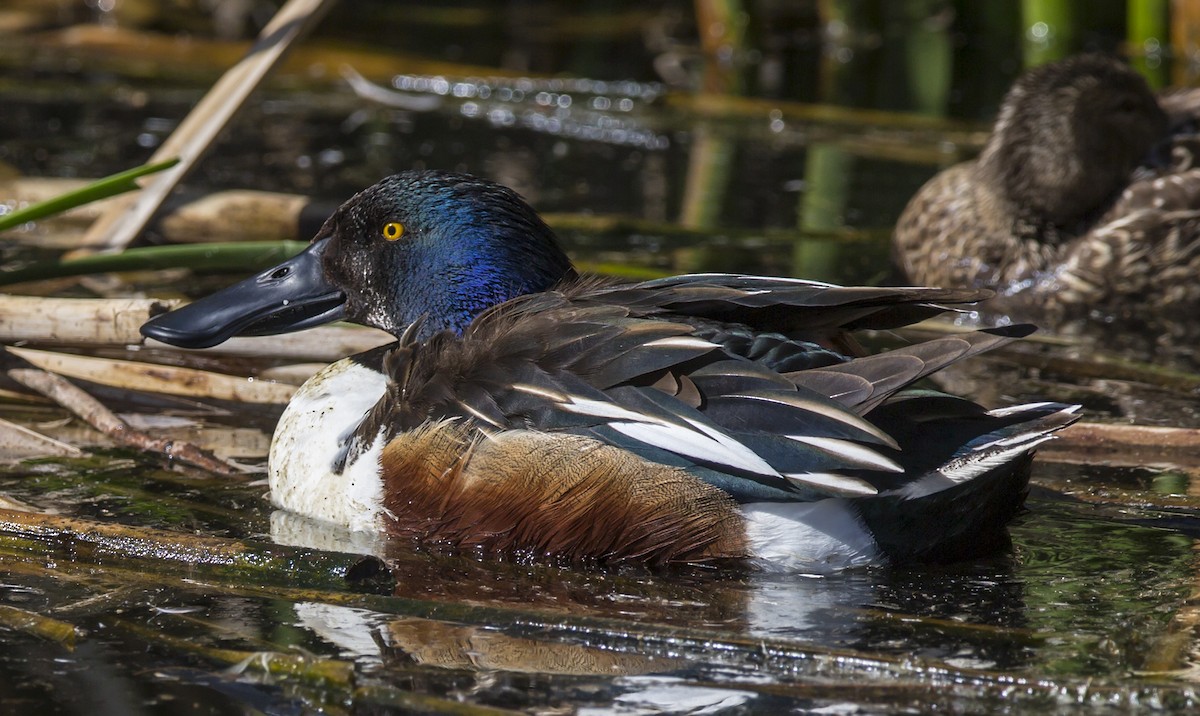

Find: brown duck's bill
<box><xmin>140</xmin><ymin>238</ymin><xmax>346</xmax><ymax>349</ymax></box>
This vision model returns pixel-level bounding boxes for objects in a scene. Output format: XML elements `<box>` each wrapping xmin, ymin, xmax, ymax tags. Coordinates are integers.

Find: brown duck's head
<box><xmin>980</xmin><ymin>54</ymin><xmax>1168</xmax><ymax>230</ymax></box>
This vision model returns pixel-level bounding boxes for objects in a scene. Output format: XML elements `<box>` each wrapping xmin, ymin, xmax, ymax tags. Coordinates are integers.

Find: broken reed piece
<box><xmin>0</xmin><ymin>295</ymin><xmax>178</xmax><ymax>345</ymax></box>
<box><xmin>73</xmin><ymin>0</ymin><xmax>339</xmax><ymax>257</ymax></box>
<box><xmin>1</xmin><ymin>347</ymin><xmax>240</xmax><ymax>475</ymax></box>
<box><xmin>0</xmin><ymin>416</ymin><xmax>83</xmax><ymax>460</ymax></box>
<box><xmin>1039</xmin><ymin>422</ymin><xmax>1200</xmax><ymax>469</ymax></box>
<box><xmin>8</xmin><ymin>346</ymin><xmax>297</xmax><ymax>404</ymax></box>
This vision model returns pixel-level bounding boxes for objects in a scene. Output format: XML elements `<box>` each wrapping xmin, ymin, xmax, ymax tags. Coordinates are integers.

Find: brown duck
<box><xmin>893</xmin><ymin>54</ymin><xmax>1200</xmax><ymax>319</ymax></box>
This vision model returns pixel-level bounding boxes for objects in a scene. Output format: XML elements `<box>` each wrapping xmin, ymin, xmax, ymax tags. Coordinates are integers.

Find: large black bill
<box><xmin>140</xmin><ymin>238</ymin><xmax>346</xmax><ymax>349</ymax></box>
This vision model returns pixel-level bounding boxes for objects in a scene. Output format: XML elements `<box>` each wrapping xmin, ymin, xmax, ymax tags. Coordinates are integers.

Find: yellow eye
<box><xmin>382</xmin><ymin>222</ymin><xmax>405</xmax><ymax>241</ymax></box>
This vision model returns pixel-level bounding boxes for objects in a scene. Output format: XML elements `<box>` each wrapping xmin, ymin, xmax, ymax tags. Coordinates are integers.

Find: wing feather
<box><xmin>378</xmin><ymin>275</ymin><xmax>1022</xmax><ymax>503</ymax></box>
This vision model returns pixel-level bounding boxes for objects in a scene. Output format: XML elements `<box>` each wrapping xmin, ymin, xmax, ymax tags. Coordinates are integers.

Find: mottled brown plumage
<box><xmin>379</xmin><ymin>421</ymin><xmax>747</xmax><ymax>565</ymax></box>
<box><xmin>893</xmin><ymin>54</ymin><xmax>1200</xmax><ymax>319</ymax></box>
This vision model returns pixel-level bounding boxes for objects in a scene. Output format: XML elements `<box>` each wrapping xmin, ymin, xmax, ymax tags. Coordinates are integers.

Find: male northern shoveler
<box><xmin>142</xmin><ymin>170</ymin><xmax>1078</xmax><ymax>571</ymax></box>
<box><xmin>893</xmin><ymin>54</ymin><xmax>1200</xmax><ymax>319</ymax></box>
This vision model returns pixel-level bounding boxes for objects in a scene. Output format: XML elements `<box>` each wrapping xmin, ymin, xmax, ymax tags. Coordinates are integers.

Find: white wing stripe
<box><xmin>510</xmin><ymin>383</ymin><xmax>568</xmax><ymax>402</ymax></box>
<box><xmin>678</xmin><ymin>415</ymin><xmax>782</xmax><ymax>477</ymax></box>
<box><xmin>725</xmin><ymin>393</ymin><xmax>897</xmax><ymax>447</ymax></box>
<box><xmin>642</xmin><ymin>336</ymin><xmax>721</xmax><ymax>350</ymax></box>
<box><xmin>557</xmin><ymin>395</ymin><xmax>666</xmax><ymax>424</ymax></box>
<box><xmin>609</xmin><ymin>421</ymin><xmax>780</xmax><ymax>478</ymax></box>
<box><xmin>531</xmin><ymin>390</ymin><xmax>783</xmax><ymax>479</ymax></box>
<box><xmin>787</xmin><ymin>435</ymin><xmax>903</xmax><ymax>472</ymax></box>
<box><xmin>782</xmin><ymin>471</ymin><xmax>878</xmax><ymax>496</ymax></box>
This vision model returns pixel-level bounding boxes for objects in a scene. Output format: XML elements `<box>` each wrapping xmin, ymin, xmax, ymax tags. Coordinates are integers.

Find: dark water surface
<box><xmin>2</xmin><ymin>2</ymin><xmax>1200</xmax><ymax>713</ymax></box>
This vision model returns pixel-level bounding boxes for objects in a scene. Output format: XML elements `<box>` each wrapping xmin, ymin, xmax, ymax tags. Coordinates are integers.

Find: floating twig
<box><xmin>1002</xmin><ymin>347</ymin><xmax>1200</xmax><ymax>394</ymax></box>
<box><xmin>1042</xmin><ymin>422</ymin><xmax>1200</xmax><ymax>469</ymax></box>
<box><xmin>0</xmin><ymin>416</ymin><xmax>83</xmax><ymax>460</ymax></box>
<box><xmin>340</xmin><ymin>64</ymin><xmax>443</xmax><ymax>111</ymax></box>
<box><xmin>1</xmin><ymin>348</ymin><xmax>241</xmax><ymax>474</ymax></box>
<box><xmin>8</xmin><ymin>346</ymin><xmax>296</xmax><ymax>405</ymax></box>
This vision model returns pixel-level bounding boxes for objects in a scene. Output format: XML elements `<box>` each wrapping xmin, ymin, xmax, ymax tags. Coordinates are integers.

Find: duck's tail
<box><xmin>851</xmin><ymin>402</ymin><xmax>1079</xmax><ymax>565</ymax></box>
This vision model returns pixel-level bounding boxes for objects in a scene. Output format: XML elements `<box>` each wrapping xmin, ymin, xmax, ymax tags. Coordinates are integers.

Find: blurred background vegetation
<box><xmin>2</xmin><ymin>0</ymin><xmax>1196</xmax><ymax>286</ymax></box>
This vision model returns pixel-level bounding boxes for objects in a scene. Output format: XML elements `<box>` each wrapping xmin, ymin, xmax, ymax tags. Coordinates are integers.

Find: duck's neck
<box><xmin>377</xmin><ymin>226</ymin><xmax>575</xmax><ymax>341</ymax></box>
<box><xmin>413</xmin><ymin>253</ymin><xmax>576</xmax><ymax>338</ymax></box>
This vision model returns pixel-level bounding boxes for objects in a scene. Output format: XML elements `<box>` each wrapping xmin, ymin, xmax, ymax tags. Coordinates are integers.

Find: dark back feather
<box><xmin>367</xmin><ymin>274</ymin><xmax>1020</xmax><ymax>502</ymax></box>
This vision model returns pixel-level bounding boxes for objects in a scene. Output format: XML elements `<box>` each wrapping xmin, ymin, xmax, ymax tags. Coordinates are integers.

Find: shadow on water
<box><xmin>3</xmin><ymin>0</ymin><xmax>1200</xmax><ymax>712</ymax></box>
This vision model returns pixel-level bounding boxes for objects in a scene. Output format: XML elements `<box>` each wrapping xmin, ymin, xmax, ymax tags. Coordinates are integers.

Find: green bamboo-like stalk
<box><xmin>1021</xmin><ymin>0</ymin><xmax>1075</xmax><ymax>67</ymax></box>
<box><xmin>904</xmin><ymin>0</ymin><xmax>953</xmax><ymax>116</ymax></box>
<box><xmin>0</xmin><ymin>240</ymin><xmax>306</xmax><ymax>286</ymax></box>
<box><xmin>1172</xmin><ymin>0</ymin><xmax>1200</xmax><ymax>86</ymax></box>
<box><xmin>0</xmin><ymin>604</ymin><xmax>81</xmax><ymax>648</ymax></box>
<box><xmin>695</xmin><ymin>0</ymin><xmax>749</xmax><ymax>94</ymax></box>
<box><xmin>0</xmin><ymin>159</ymin><xmax>180</xmax><ymax>232</ymax></box>
<box><xmin>1128</xmin><ymin>0</ymin><xmax>1169</xmax><ymax>88</ymax></box>
<box><xmin>795</xmin><ymin>143</ymin><xmax>852</xmax><ymax>282</ymax></box>
<box><xmin>679</xmin><ymin>127</ymin><xmax>736</xmax><ymax>230</ymax></box>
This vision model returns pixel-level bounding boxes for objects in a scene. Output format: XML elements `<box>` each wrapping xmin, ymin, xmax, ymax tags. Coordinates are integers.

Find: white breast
<box><xmin>268</xmin><ymin>358</ymin><xmax>389</xmax><ymax>532</ymax></box>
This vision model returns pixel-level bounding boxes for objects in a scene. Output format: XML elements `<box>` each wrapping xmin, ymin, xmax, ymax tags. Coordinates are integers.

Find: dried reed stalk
<box><xmin>2</xmin><ymin>349</ymin><xmax>240</xmax><ymax>474</ymax></box>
